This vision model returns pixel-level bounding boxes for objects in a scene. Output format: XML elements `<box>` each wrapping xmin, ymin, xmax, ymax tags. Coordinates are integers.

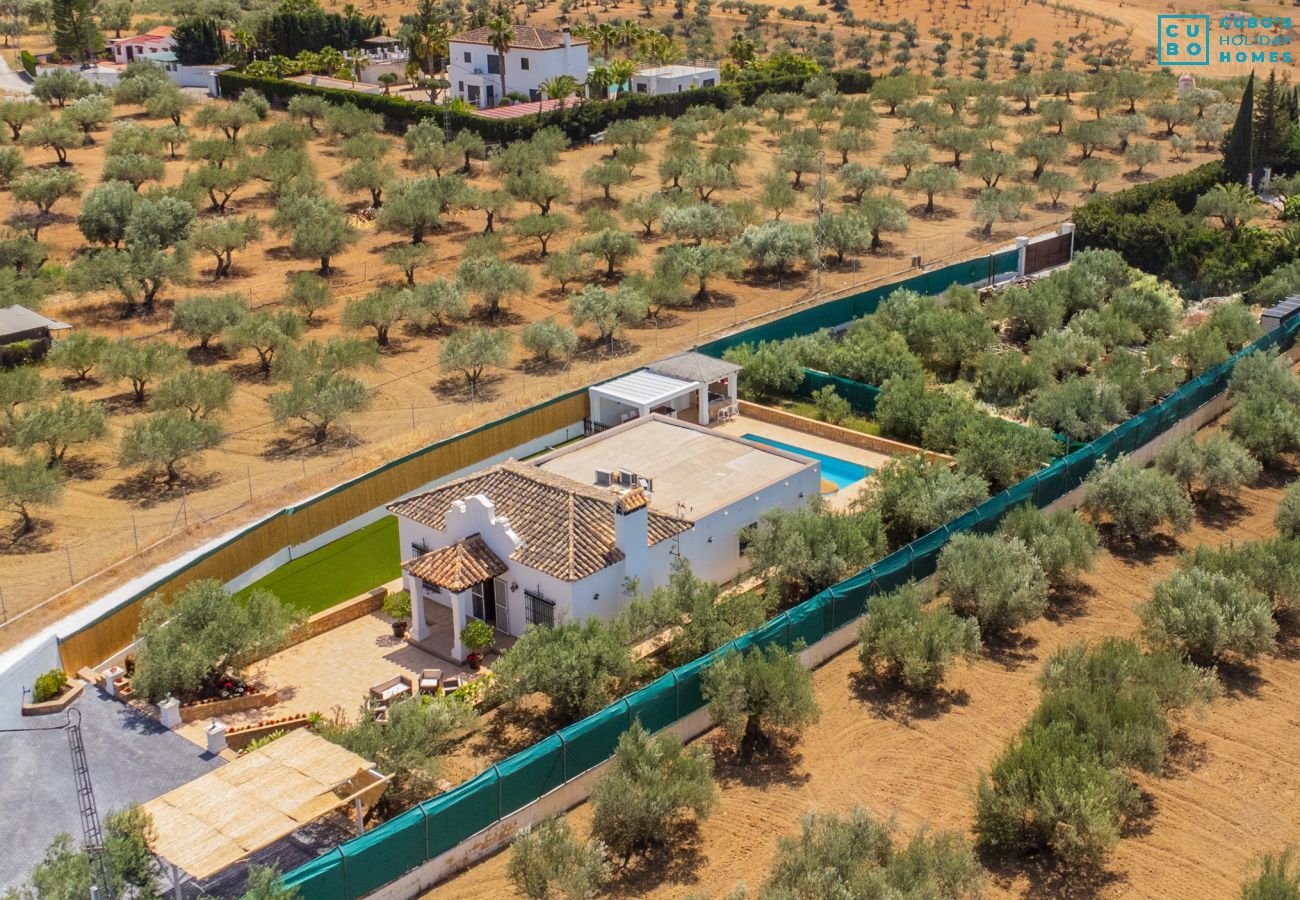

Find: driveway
<box><xmin>0</xmin><ymin>656</ymin><xmax>223</xmax><ymax>892</ymax></box>
<box><xmin>0</xmin><ymin>51</ymin><xmax>31</xmax><ymax>94</ymax></box>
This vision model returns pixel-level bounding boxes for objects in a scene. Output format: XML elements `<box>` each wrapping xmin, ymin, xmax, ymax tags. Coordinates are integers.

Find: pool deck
<box><xmin>713</xmin><ymin>416</ymin><xmax>890</xmax><ymax>510</ymax></box>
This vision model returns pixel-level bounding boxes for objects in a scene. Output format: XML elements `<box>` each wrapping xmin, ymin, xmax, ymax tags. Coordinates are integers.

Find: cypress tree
<box><xmin>1225</xmin><ymin>71</ymin><xmax>1255</xmax><ymax>185</ymax></box>
<box><xmin>1254</xmin><ymin>70</ymin><xmax>1291</xmax><ymax>170</ymax></box>
<box><xmin>51</xmin><ymin>0</ymin><xmax>103</xmax><ymax>60</ymax></box>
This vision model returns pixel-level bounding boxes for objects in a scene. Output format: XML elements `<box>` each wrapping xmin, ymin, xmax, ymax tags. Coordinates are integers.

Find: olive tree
<box><xmin>118</xmin><ymin>412</ymin><xmax>223</xmax><ymax>484</ymax></box>
<box><xmin>0</xmin><ymin>456</ymin><xmax>62</xmax><ymax>534</ymax></box>
<box><xmin>11</xmin><ymin>395</ymin><xmax>107</xmax><ymax>466</ymax></box>
<box><xmin>507</xmin><ymin>817</ymin><xmax>610</xmax><ymax>900</ymax></box>
<box><xmin>268</xmin><ymin>370</ymin><xmax>370</xmax><ymax>445</ymax></box>
<box><xmin>47</xmin><ymin>331</ymin><xmax>109</xmax><ymax>381</ymax></box>
<box><xmin>936</xmin><ymin>533</ymin><xmax>1048</xmax><ymax>637</ymax></box>
<box><xmin>1138</xmin><ymin>568</ymin><xmax>1277</xmax><ymax>665</ymax></box>
<box><xmin>490</xmin><ymin>618</ymin><xmax>636</xmax><ymax>723</ymax></box>
<box><xmin>702</xmin><ymin>644</ymin><xmax>818</xmax><ymax>759</ymax></box>
<box><xmin>103</xmin><ymin>340</ymin><xmax>186</xmax><ymax>403</ymax></box>
<box><xmin>520</xmin><ymin>319</ymin><xmax>578</xmax><ymax>364</ymax></box>
<box><xmin>170</xmin><ymin>293</ymin><xmax>247</xmax><ymax>351</ymax></box>
<box><xmin>438</xmin><ymin>327</ymin><xmax>511</xmax><ymax>400</ymax></box>
<box><xmin>1155</xmin><ymin>433</ymin><xmax>1260</xmax><ymax>502</ymax></box>
<box><xmin>1082</xmin><ymin>458</ymin><xmax>1194</xmax><ymax>543</ymax></box>
<box><xmin>999</xmin><ymin>504</ymin><xmax>1098</xmax><ymax>588</ymax></box>
<box><xmin>733</xmin><ymin>220</ymin><xmax>816</xmax><ymax>277</ymax></box>
<box><xmin>568</xmin><ymin>283</ymin><xmax>648</xmax><ymax>351</ymax></box>
<box><xmin>456</xmin><ymin>254</ymin><xmax>529</xmax><ymax>320</ymax></box>
<box><xmin>342</xmin><ymin>287</ymin><xmax>409</xmax><ymax>347</ymax></box>
<box><xmin>590</xmin><ymin>721</ymin><xmax>715</xmax><ymax>866</ymax></box>
<box><xmin>270</xmin><ymin>192</ymin><xmax>358</xmax><ymax>275</ymax></box>
<box><xmin>858</xmin><ymin>583</ymin><xmax>980</xmax><ymax>694</ymax></box>
<box><xmin>149</xmin><ymin>369</ymin><xmax>235</xmax><ymax>421</ymax></box>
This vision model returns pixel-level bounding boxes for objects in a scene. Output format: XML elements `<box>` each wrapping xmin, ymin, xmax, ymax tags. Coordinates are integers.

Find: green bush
<box><xmin>19</xmin><ymin>50</ymin><xmax>36</xmax><ymax>78</ymax></box>
<box><xmin>1156</xmin><ymin>433</ymin><xmax>1261</xmax><ymax>502</ymax></box>
<box><xmin>1283</xmin><ymin>196</ymin><xmax>1300</xmax><ymax>221</ymax></box>
<box><xmin>762</xmin><ymin>806</ymin><xmax>984</xmax><ymax>899</ymax></box>
<box><xmin>858</xmin><ymin>584</ymin><xmax>980</xmax><ymax>694</ymax></box>
<box><xmin>506</xmin><ymin>817</ymin><xmax>610</xmax><ymax>900</ymax></box>
<box><xmin>724</xmin><ymin>340</ymin><xmax>804</xmax><ymax>402</ymax></box>
<box><xmin>701</xmin><ymin>644</ymin><xmax>819</xmax><ymax>759</ymax></box>
<box><xmin>1082</xmin><ymin>457</ymin><xmax>1194</xmax><ymax>543</ymax></box>
<box><xmin>999</xmin><ymin>504</ymin><xmax>1099</xmax><ymax>588</ymax></box>
<box><xmin>32</xmin><ymin>668</ymin><xmax>68</xmax><ymax>702</ymax></box>
<box><xmin>936</xmin><ymin>533</ymin><xmax>1048</xmax><ymax>637</ymax></box>
<box><xmin>1180</xmin><ymin>538</ymin><xmax>1300</xmax><ymax>617</ymax></box>
<box><xmin>811</xmin><ymin>384</ymin><xmax>851</xmax><ymax>425</ymax></box>
<box><xmin>1278</xmin><ymin>479</ymin><xmax>1300</xmax><ymax>540</ymax></box>
<box><xmin>1242</xmin><ymin>847</ymin><xmax>1300</xmax><ymax>900</ymax></box>
<box><xmin>0</xmin><ymin>339</ymin><xmax>45</xmax><ymax>368</ymax></box>
<box><xmin>1139</xmin><ymin>568</ymin><xmax>1278</xmax><ymax>664</ymax></box>
<box><xmin>743</xmin><ymin>499</ymin><xmax>887</xmax><ymax>604</ymax></box>
<box><xmin>974</xmin><ymin>720</ymin><xmax>1140</xmax><ymax>867</ymax></box>
<box><xmin>381</xmin><ymin>590</ymin><xmax>410</xmax><ymax>621</ymax></box>
<box><xmin>590</xmin><ymin>720</ymin><xmax>715</xmax><ymax>865</ymax></box>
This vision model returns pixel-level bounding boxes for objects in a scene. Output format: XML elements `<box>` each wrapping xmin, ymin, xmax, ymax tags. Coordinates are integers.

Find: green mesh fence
<box><xmin>797</xmin><ymin>369</ymin><xmax>881</xmax><ymax>415</ymax></box>
<box><xmin>697</xmin><ymin>248</ymin><xmax>1018</xmax><ymax>360</ymax></box>
<box><xmin>282</xmin><ymin>308</ymin><xmax>1297</xmax><ymax>900</ymax></box>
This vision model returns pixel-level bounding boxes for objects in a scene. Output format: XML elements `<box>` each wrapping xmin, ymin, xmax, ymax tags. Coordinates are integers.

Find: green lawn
<box><xmin>235</xmin><ymin>516</ymin><xmax>401</xmax><ymax>615</ymax></box>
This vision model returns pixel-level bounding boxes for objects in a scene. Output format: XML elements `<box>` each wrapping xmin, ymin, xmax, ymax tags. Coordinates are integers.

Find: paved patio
<box><xmin>174</xmin><ymin>607</ymin><xmax>504</xmax><ymax>749</ymax></box>
<box><xmin>713</xmin><ymin>415</ymin><xmax>890</xmax><ymax>509</ymax></box>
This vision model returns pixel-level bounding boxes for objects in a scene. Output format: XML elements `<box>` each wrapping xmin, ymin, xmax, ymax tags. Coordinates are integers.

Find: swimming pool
<box><xmin>742</xmin><ymin>433</ymin><xmax>872</xmax><ymax>490</ymax></box>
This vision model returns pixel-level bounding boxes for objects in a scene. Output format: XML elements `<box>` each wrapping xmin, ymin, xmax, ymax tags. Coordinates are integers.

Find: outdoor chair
<box><xmin>440</xmin><ymin>675</ymin><xmax>462</xmax><ymax>695</ymax></box>
<box><xmin>369</xmin><ymin>675</ymin><xmax>411</xmax><ymax>703</ymax></box>
<box><xmin>418</xmin><ymin>669</ymin><xmax>442</xmax><ymax>694</ymax></box>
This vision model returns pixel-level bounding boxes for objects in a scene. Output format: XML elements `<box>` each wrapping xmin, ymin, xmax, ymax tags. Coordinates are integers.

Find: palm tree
<box><xmin>539</xmin><ymin>74</ymin><xmax>581</xmax><ymax>102</ymax></box>
<box><xmin>639</xmin><ymin>32</ymin><xmax>680</xmax><ymax>65</ymax></box>
<box><xmin>609</xmin><ymin>58</ymin><xmax>636</xmax><ymax>97</ymax></box>
<box><xmin>595</xmin><ymin>22</ymin><xmax>619</xmax><ymax>59</ymax></box>
<box><xmin>487</xmin><ymin>17</ymin><xmax>514</xmax><ymax>105</ymax></box>
<box><xmin>586</xmin><ymin>65</ymin><xmax>613</xmax><ymax>100</ymax></box>
<box><xmin>617</xmin><ymin>20</ymin><xmax>642</xmax><ymax>50</ymax></box>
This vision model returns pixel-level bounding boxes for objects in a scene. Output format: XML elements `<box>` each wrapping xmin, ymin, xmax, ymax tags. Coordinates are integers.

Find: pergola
<box><xmin>588</xmin><ymin>353</ymin><xmax>740</xmax><ymax>429</ymax></box>
<box><xmin>142</xmin><ymin>730</ymin><xmax>387</xmax><ymax>891</ymax></box>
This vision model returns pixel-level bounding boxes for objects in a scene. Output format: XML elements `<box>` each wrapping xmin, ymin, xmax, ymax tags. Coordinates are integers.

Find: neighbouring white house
<box><xmin>447</xmin><ymin>24</ymin><xmax>588</xmax><ymax>108</ymax></box>
<box><xmin>344</xmin><ymin>36</ymin><xmax>410</xmax><ymax>86</ymax></box>
<box><xmin>586</xmin><ymin>351</ymin><xmax>741</xmax><ymax>431</ymax></box>
<box><xmin>108</xmin><ymin>25</ymin><xmax>176</xmax><ymax>63</ymax></box>
<box><xmin>630</xmin><ymin>63</ymin><xmax>719</xmax><ymax>95</ymax></box>
<box><xmin>388</xmin><ymin>415</ymin><xmax>820</xmax><ymax>660</ymax></box>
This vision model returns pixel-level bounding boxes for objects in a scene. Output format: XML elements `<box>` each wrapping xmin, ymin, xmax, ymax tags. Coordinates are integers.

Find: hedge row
<box><xmin>215</xmin><ymin>68</ymin><xmax>873</xmax><ymax>144</ymax></box>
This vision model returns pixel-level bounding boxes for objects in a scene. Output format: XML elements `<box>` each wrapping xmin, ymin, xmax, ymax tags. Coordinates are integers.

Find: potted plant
<box><xmin>383</xmin><ymin>591</ymin><xmax>412</xmax><ymax>639</ymax></box>
<box><xmin>462</xmin><ymin>619</ymin><xmax>496</xmax><ymax>669</ymax></box>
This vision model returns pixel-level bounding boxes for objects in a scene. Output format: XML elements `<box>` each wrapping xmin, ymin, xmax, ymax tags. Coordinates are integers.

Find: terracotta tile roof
<box><xmin>388</xmin><ymin>460</ymin><xmax>690</xmax><ymax>581</ymax></box>
<box><xmin>616</xmin><ymin>487</ymin><xmax>648</xmax><ymax>513</ymax></box>
<box><xmin>403</xmin><ymin>533</ymin><xmax>508</xmax><ymax>592</ymax></box>
<box><xmin>450</xmin><ymin>25</ymin><xmax>586</xmax><ymax>50</ymax></box>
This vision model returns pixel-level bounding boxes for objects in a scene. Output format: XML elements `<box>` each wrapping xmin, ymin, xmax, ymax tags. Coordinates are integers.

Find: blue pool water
<box><xmin>742</xmin><ymin>433</ymin><xmax>872</xmax><ymax>490</ymax></box>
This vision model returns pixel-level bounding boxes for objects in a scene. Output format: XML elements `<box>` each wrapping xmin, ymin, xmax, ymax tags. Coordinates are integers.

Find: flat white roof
<box><xmin>537</xmin><ymin>416</ymin><xmax>812</xmax><ymax>519</ymax></box>
<box><xmin>638</xmin><ymin>64</ymin><xmax>718</xmax><ymax>77</ymax></box>
<box><xmin>589</xmin><ymin>369</ymin><xmax>699</xmax><ymax>409</ymax></box>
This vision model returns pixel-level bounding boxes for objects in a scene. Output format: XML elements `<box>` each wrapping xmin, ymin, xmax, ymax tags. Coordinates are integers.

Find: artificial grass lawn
<box><xmin>783</xmin><ymin>400</ymin><xmax>882</xmax><ymax>436</ymax></box>
<box><xmin>235</xmin><ymin>515</ymin><xmax>401</xmax><ymax>615</ymax></box>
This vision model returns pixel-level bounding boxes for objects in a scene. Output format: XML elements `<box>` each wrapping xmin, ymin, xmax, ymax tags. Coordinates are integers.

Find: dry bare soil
<box><xmin>0</xmin><ymin>74</ymin><xmax>1208</xmax><ymax>647</ymax></box>
<box><xmin>428</xmin><ymin>421</ymin><xmax>1300</xmax><ymax>900</ymax></box>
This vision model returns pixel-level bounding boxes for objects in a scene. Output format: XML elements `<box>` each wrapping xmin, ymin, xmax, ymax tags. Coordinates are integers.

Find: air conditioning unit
<box><xmin>639</xmin><ymin>476</ymin><xmax>654</xmax><ymax>492</ymax></box>
<box><xmin>618</xmin><ymin>470</ymin><xmax>638</xmax><ymax>487</ymax></box>
<box><xmin>595</xmin><ymin>468</ymin><xmax>613</xmax><ymax>486</ymax></box>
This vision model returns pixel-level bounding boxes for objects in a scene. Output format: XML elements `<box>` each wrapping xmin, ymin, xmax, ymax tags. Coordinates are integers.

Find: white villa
<box><xmin>108</xmin><ymin>25</ymin><xmax>176</xmax><ymax>64</ymax></box>
<box><xmin>447</xmin><ymin>25</ymin><xmax>588</xmax><ymax>108</ymax></box>
<box><xmin>388</xmin><ymin>415</ymin><xmax>820</xmax><ymax>660</ymax></box>
<box><xmin>630</xmin><ymin>63</ymin><xmax>720</xmax><ymax>95</ymax></box>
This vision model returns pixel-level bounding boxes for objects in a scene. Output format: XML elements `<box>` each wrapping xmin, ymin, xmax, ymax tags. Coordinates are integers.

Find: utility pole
<box><xmin>67</xmin><ymin>709</ymin><xmax>115</xmax><ymax>900</ymax></box>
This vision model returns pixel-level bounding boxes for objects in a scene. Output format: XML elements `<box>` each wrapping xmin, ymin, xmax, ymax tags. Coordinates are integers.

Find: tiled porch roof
<box><xmin>403</xmin><ymin>533</ymin><xmax>508</xmax><ymax>592</ymax></box>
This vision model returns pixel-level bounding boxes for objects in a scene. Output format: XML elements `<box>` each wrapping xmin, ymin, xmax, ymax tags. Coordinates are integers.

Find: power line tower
<box><xmin>66</xmin><ymin>709</ymin><xmax>115</xmax><ymax>900</ymax></box>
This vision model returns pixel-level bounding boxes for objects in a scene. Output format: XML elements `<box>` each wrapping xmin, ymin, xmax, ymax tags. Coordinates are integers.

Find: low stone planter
<box><xmin>22</xmin><ymin>680</ymin><xmax>84</xmax><ymax>716</ymax></box>
<box><xmin>226</xmin><ymin>714</ymin><xmax>313</xmax><ymax>751</ymax></box>
<box><xmin>178</xmin><ymin>685</ymin><xmax>279</xmax><ymax>723</ymax></box>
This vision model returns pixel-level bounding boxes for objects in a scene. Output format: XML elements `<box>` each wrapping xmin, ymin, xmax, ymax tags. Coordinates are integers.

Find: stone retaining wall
<box><xmin>282</xmin><ymin>587</ymin><xmax>389</xmax><ymax>651</ymax></box>
<box><xmin>226</xmin><ymin>715</ymin><xmax>312</xmax><ymax>751</ymax></box>
<box><xmin>178</xmin><ymin>685</ymin><xmax>279</xmax><ymax>723</ymax></box>
<box><xmin>738</xmin><ymin>401</ymin><xmax>953</xmax><ymax>463</ymax></box>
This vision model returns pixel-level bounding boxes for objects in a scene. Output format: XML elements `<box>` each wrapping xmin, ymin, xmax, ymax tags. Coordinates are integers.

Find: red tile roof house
<box><xmin>388</xmin><ymin>415</ymin><xmax>820</xmax><ymax>661</ymax></box>
<box><xmin>447</xmin><ymin>25</ymin><xmax>588</xmax><ymax>108</ymax></box>
<box><xmin>109</xmin><ymin>26</ymin><xmax>176</xmax><ymax>64</ymax></box>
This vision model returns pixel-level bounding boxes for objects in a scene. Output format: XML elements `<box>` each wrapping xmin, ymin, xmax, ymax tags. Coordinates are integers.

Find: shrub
<box><xmin>702</xmin><ymin>644</ymin><xmax>819</xmax><ymax>759</ymax></box>
<box><xmin>723</xmin><ymin>340</ymin><xmax>804</xmax><ymax>402</ymax></box>
<box><xmin>1278</xmin><ymin>479</ymin><xmax>1300</xmax><ymax>540</ymax></box>
<box><xmin>317</xmin><ymin>693</ymin><xmax>476</xmax><ymax>813</ymax></box>
<box><xmin>1180</xmin><ymin>539</ymin><xmax>1300</xmax><ymax>617</ymax></box>
<box><xmin>999</xmin><ymin>504</ymin><xmax>1099</xmax><ymax>588</ymax></box>
<box><xmin>1156</xmin><ymin>433</ymin><xmax>1260</xmax><ymax>502</ymax></box>
<box><xmin>811</xmin><ymin>384</ymin><xmax>851</xmax><ymax>424</ymax></box>
<box><xmin>861</xmin><ymin>454</ymin><xmax>990</xmax><ymax>549</ymax></box>
<box><xmin>381</xmin><ymin>590</ymin><xmax>410</xmax><ymax>621</ymax></box>
<box><xmin>32</xmin><ymin>668</ymin><xmax>68</xmax><ymax>702</ymax></box>
<box><xmin>1242</xmin><ymin>847</ymin><xmax>1300</xmax><ymax>900</ymax></box>
<box><xmin>743</xmin><ymin>499</ymin><xmax>887</xmax><ymax>604</ymax></box>
<box><xmin>132</xmin><ymin>580</ymin><xmax>302</xmax><ymax>703</ymax></box>
<box><xmin>1138</xmin><ymin>568</ymin><xmax>1277</xmax><ymax>664</ymax></box>
<box><xmin>973</xmin><ymin>721</ymin><xmax>1140</xmax><ymax>867</ymax></box>
<box><xmin>507</xmin><ymin>817</ymin><xmax>610</xmax><ymax>900</ymax></box>
<box><xmin>936</xmin><ymin>533</ymin><xmax>1048</xmax><ymax>637</ymax></box>
<box><xmin>461</xmin><ymin>618</ymin><xmax>495</xmax><ymax>656</ymax></box>
<box><xmin>762</xmin><ymin>807</ymin><xmax>984</xmax><ymax>898</ymax></box>
<box><xmin>590</xmin><ymin>720</ymin><xmax>715</xmax><ymax>865</ymax></box>
<box><xmin>1227</xmin><ymin>351</ymin><xmax>1300</xmax><ymax>465</ymax></box>
<box><xmin>1081</xmin><ymin>457</ymin><xmax>1193</xmax><ymax>543</ymax></box>
<box><xmin>858</xmin><ymin>584</ymin><xmax>980</xmax><ymax>694</ymax></box>
<box><xmin>489</xmin><ymin>619</ymin><xmax>637</xmax><ymax>724</ymax></box>
<box><xmin>241</xmin><ymin>865</ymin><xmax>300</xmax><ymax>900</ymax></box>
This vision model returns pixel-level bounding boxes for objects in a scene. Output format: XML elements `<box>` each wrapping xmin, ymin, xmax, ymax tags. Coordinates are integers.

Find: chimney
<box><xmin>562</xmin><ymin>26</ymin><xmax>571</xmax><ymax>48</ymax></box>
<box><xmin>614</xmin><ymin>488</ymin><xmax>649</xmax><ymax>587</ymax></box>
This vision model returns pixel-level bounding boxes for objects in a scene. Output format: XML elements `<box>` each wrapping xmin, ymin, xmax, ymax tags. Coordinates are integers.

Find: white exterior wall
<box><xmin>631</xmin><ymin>68</ymin><xmax>719</xmax><ymax>95</ymax></box>
<box><xmin>447</xmin><ymin>40</ymin><xmax>587</xmax><ymax>107</ymax></box>
<box><xmin>110</xmin><ymin>35</ymin><xmax>175</xmax><ymax>63</ymax></box>
<box><xmin>673</xmin><ymin>465</ymin><xmax>821</xmax><ymax>585</ymax></box>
